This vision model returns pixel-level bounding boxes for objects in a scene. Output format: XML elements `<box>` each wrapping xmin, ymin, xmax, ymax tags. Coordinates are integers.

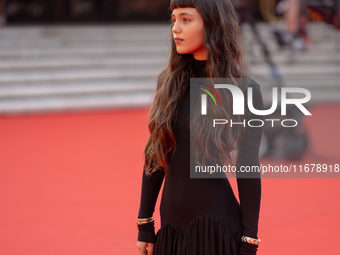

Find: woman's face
<box><xmin>171</xmin><ymin>7</ymin><xmax>207</xmax><ymax>60</ymax></box>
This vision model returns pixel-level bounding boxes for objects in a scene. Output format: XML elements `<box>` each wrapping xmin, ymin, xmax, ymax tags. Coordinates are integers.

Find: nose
<box><xmin>171</xmin><ymin>21</ymin><xmax>180</xmax><ymax>35</ymax></box>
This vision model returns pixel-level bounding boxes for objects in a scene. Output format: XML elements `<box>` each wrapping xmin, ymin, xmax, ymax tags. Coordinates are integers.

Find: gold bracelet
<box><xmin>137</xmin><ymin>216</ymin><xmax>153</xmax><ymax>221</ymax></box>
<box><xmin>136</xmin><ymin>216</ymin><xmax>154</xmax><ymax>225</ymax></box>
<box><xmin>241</xmin><ymin>235</ymin><xmax>261</xmax><ymax>245</ymax></box>
<box><xmin>136</xmin><ymin>219</ymin><xmax>154</xmax><ymax>225</ymax></box>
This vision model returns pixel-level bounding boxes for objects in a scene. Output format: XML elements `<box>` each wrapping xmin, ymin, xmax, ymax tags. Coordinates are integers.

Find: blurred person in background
<box><xmin>275</xmin><ymin>0</ymin><xmax>311</xmax><ymax>50</ymax></box>
<box><xmin>136</xmin><ymin>0</ymin><xmax>263</xmax><ymax>254</ymax></box>
<box><xmin>233</xmin><ymin>0</ymin><xmax>282</xmax><ymax>78</ymax></box>
<box><xmin>0</xmin><ymin>0</ymin><xmax>5</xmax><ymax>25</ymax></box>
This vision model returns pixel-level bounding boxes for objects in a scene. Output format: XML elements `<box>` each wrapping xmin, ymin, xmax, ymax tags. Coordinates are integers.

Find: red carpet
<box><xmin>0</xmin><ymin>104</ymin><xmax>339</xmax><ymax>255</ymax></box>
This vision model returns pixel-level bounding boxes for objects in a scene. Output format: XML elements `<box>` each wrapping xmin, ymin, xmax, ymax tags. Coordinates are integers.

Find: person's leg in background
<box><xmin>285</xmin><ymin>0</ymin><xmax>300</xmax><ymax>35</ymax></box>
<box><xmin>285</xmin><ymin>0</ymin><xmax>310</xmax><ymax>50</ymax></box>
<box><xmin>0</xmin><ymin>0</ymin><xmax>6</xmax><ymax>26</ymax></box>
<box><xmin>299</xmin><ymin>0</ymin><xmax>312</xmax><ymax>48</ymax></box>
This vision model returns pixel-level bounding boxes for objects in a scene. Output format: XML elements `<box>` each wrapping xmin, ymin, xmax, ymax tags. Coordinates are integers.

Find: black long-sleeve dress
<box><xmin>137</xmin><ymin>57</ymin><xmax>264</xmax><ymax>255</ymax></box>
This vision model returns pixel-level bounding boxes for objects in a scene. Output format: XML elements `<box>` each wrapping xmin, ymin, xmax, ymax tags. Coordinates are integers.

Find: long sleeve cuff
<box><xmin>238</xmin><ymin>241</ymin><xmax>259</xmax><ymax>255</ymax></box>
<box><xmin>137</xmin><ymin>221</ymin><xmax>156</xmax><ymax>243</ymax></box>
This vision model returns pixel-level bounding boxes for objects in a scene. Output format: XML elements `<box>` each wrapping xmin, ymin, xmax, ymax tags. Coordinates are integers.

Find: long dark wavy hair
<box><xmin>143</xmin><ymin>0</ymin><xmax>250</xmax><ymax>178</ymax></box>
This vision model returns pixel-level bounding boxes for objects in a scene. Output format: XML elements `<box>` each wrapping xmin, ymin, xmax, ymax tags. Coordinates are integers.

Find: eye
<box><xmin>183</xmin><ymin>18</ymin><xmax>190</xmax><ymax>23</ymax></box>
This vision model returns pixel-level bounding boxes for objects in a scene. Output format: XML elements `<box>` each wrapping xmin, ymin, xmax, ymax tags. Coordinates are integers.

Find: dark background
<box><xmin>4</xmin><ymin>0</ymin><xmax>264</xmax><ymax>24</ymax></box>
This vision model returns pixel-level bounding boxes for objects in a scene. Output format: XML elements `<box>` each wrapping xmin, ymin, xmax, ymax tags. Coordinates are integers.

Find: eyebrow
<box><xmin>171</xmin><ymin>12</ymin><xmax>194</xmax><ymax>18</ymax></box>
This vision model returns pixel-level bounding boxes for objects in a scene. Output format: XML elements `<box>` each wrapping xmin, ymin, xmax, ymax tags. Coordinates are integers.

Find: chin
<box><xmin>176</xmin><ymin>48</ymin><xmax>191</xmax><ymax>55</ymax></box>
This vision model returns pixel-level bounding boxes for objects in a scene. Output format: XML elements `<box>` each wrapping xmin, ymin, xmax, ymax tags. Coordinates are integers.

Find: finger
<box><xmin>138</xmin><ymin>247</ymin><xmax>147</xmax><ymax>255</ymax></box>
<box><xmin>147</xmin><ymin>243</ymin><xmax>154</xmax><ymax>255</ymax></box>
<box><xmin>136</xmin><ymin>241</ymin><xmax>147</xmax><ymax>255</ymax></box>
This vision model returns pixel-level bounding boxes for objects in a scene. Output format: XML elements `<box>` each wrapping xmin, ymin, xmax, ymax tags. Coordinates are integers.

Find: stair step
<box><xmin>0</xmin><ymin>66</ymin><xmax>161</xmax><ymax>84</ymax></box>
<box><xmin>0</xmin><ymin>45</ymin><xmax>169</xmax><ymax>58</ymax></box>
<box><xmin>249</xmin><ymin>63</ymin><xmax>340</xmax><ymax>77</ymax></box>
<box><xmin>0</xmin><ymin>92</ymin><xmax>155</xmax><ymax>114</ymax></box>
<box><xmin>0</xmin><ymin>56</ymin><xmax>166</xmax><ymax>70</ymax></box>
<box><xmin>0</xmin><ymin>79</ymin><xmax>156</xmax><ymax>98</ymax></box>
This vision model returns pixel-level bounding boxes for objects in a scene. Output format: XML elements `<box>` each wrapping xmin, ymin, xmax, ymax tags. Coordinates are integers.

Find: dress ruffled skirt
<box><xmin>154</xmin><ymin>214</ymin><xmax>242</xmax><ymax>255</ymax></box>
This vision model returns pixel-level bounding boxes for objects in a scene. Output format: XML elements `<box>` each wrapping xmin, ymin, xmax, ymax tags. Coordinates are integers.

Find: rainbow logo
<box><xmin>196</xmin><ymin>82</ymin><xmax>223</xmax><ymax>106</ymax></box>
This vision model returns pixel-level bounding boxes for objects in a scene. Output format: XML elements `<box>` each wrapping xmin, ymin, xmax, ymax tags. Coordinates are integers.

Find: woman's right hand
<box><xmin>136</xmin><ymin>241</ymin><xmax>154</xmax><ymax>255</ymax></box>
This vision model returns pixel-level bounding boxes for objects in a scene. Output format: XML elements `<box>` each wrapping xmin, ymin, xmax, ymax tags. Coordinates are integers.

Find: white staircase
<box><xmin>0</xmin><ymin>22</ymin><xmax>339</xmax><ymax>114</ymax></box>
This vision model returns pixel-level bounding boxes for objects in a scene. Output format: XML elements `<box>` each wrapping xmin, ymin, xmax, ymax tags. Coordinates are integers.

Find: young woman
<box><xmin>136</xmin><ymin>0</ymin><xmax>264</xmax><ymax>254</ymax></box>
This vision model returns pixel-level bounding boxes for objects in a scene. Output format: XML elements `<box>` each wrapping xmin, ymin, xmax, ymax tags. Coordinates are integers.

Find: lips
<box><xmin>174</xmin><ymin>37</ymin><xmax>184</xmax><ymax>43</ymax></box>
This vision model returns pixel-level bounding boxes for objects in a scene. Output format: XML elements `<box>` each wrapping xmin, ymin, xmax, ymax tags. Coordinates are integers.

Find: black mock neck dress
<box><xmin>137</xmin><ymin>57</ymin><xmax>264</xmax><ymax>255</ymax></box>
